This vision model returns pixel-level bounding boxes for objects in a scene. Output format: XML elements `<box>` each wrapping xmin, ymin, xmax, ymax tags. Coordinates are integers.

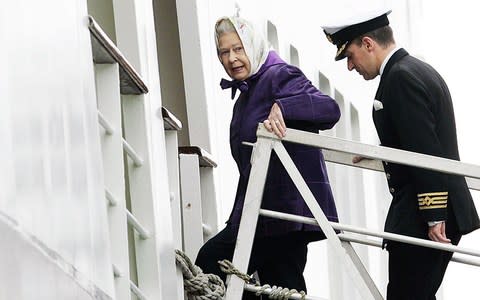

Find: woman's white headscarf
<box><xmin>214</xmin><ymin>16</ymin><xmax>269</xmax><ymax>78</ymax></box>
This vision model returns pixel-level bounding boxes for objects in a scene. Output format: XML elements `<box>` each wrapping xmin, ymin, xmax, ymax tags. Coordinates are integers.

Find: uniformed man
<box><xmin>322</xmin><ymin>8</ymin><xmax>480</xmax><ymax>299</ymax></box>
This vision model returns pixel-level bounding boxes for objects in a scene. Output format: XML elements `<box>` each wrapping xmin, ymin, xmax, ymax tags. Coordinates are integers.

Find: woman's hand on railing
<box><xmin>428</xmin><ymin>222</ymin><xmax>451</xmax><ymax>244</ymax></box>
<box><xmin>263</xmin><ymin>103</ymin><xmax>286</xmax><ymax>139</ymax></box>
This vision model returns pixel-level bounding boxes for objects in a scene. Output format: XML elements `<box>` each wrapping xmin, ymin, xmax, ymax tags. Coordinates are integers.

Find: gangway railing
<box><xmin>161</xmin><ymin>106</ymin><xmax>186</xmax><ymax>300</ymax></box>
<box><xmin>225</xmin><ymin>124</ymin><xmax>480</xmax><ymax>300</ymax></box>
<box><xmin>90</xmin><ymin>14</ymin><xmax>179</xmax><ymax>300</ymax></box>
<box><xmin>259</xmin><ymin>209</ymin><xmax>480</xmax><ymax>267</ymax></box>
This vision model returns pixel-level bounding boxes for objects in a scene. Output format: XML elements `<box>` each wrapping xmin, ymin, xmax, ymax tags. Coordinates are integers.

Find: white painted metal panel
<box><xmin>0</xmin><ymin>214</ymin><xmax>111</xmax><ymax>300</ymax></box>
<box><xmin>179</xmin><ymin>154</ymin><xmax>205</xmax><ymax>261</ymax></box>
<box><xmin>164</xmin><ymin>129</ymin><xmax>186</xmax><ymax>300</ymax></box>
<box><xmin>161</xmin><ymin>108</ymin><xmax>184</xmax><ymax>300</ymax></box>
<box><xmin>0</xmin><ymin>0</ymin><xmax>114</xmax><ymax>297</ymax></box>
<box><xmin>200</xmin><ymin>167</ymin><xmax>219</xmax><ymax>240</ymax></box>
<box><xmin>165</xmin><ymin>131</ymin><xmax>183</xmax><ymax>250</ymax></box>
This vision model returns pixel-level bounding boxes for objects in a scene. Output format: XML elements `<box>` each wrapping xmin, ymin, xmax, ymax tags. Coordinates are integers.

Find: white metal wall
<box><xmin>0</xmin><ymin>0</ymin><xmax>114</xmax><ymax>298</ymax></box>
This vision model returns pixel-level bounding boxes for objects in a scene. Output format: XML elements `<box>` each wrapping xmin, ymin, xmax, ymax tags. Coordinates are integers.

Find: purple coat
<box><xmin>227</xmin><ymin>51</ymin><xmax>340</xmax><ymax>238</ymax></box>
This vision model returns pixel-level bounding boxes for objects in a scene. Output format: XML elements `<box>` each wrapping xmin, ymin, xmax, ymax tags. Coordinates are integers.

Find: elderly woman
<box><xmin>195</xmin><ymin>16</ymin><xmax>340</xmax><ymax>297</ymax></box>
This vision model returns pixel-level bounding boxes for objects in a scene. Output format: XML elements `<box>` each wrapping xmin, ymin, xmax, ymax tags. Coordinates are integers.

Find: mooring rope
<box><xmin>218</xmin><ymin>259</ymin><xmax>306</xmax><ymax>300</ymax></box>
<box><xmin>174</xmin><ymin>249</ymin><xmax>307</xmax><ymax>300</ymax></box>
<box><xmin>175</xmin><ymin>249</ymin><xmax>225</xmax><ymax>300</ymax></box>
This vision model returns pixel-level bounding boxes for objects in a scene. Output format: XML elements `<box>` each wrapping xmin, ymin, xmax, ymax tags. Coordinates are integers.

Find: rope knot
<box><xmin>218</xmin><ymin>259</ymin><xmax>306</xmax><ymax>300</ymax></box>
<box><xmin>175</xmin><ymin>250</ymin><xmax>225</xmax><ymax>300</ymax></box>
<box><xmin>218</xmin><ymin>259</ymin><xmax>258</xmax><ymax>285</ymax></box>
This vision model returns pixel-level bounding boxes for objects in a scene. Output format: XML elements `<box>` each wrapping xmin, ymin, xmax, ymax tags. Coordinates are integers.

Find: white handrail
<box><xmin>97</xmin><ymin>110</ymin><xmax>115</xmax><ymax>135</ymax></box>
<box><xmin>105</xmin><ymin>188</ymin><xmax>118</xmax><ymax>207</ymax></box>
<box><xmin>320</xmin><ymin>149</ymin><xmax>480</xmax><ymax>191</ymax></box>
<box><xmin>122</xmin><ymin>138</ymin><xmax>144</xmax><ymax>167</ymax></box>
<box><xmin>259</xmin><ymin>209</ymin><xmax>480</xmax><ymax>265</ymax></box>
<box><xmin>130</xmin><ymin>281</ymin><xmax>148</xmax><ymax>300</ymax></box>
<box><xmin>337</xmin><ymin>233</ymin><xmax>480</xmax><ymax>267</ymax></box>
<box><xmin>113</xmin><ymin>264</ymin><xmax>123</xmax><ymax>278</ymax></box>
<box><xmin>126</xmin><ymin>210</ymin><xmax>150</xmax><ymax>240</ymax></box>
<box><xmin>256</xmin><ymin>126</ymin><xmax>480</xmax><ymax>180</ymax></box>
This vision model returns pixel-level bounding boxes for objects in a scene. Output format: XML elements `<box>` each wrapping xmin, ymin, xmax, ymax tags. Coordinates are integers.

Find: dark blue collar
<box><xmin>220</xmin><ymin>78</ymin><xmax>249</xmax><ymax>99</ymax></box>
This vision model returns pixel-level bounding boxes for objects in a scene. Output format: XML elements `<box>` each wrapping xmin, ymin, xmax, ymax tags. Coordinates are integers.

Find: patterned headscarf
<box><xmin>214</xmin><ymin>16</ymin><xmax>269</xmax><ymax>78</ymax></box>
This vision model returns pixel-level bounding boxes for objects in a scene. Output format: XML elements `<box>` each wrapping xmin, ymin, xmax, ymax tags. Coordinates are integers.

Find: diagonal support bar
<box><xmin>273</xmin><ymin>141</ymin><xmax>382</xmax><ymax>300</ymax></box>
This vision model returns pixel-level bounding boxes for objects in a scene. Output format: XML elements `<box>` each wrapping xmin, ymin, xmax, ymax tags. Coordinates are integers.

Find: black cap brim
<box><xmin>324</xmin><ymin>11</ymin><xmax>391</xmax><ymax>61</ymax></box>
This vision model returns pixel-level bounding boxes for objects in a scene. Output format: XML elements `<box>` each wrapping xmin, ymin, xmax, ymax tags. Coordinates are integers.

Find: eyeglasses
<box><xmin>218</xmin><ymin>46</ymin><xmax>245</xmax><ymax>60</ymax></box>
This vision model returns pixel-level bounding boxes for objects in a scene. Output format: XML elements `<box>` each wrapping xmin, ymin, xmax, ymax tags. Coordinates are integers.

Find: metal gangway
<box><xmin>224</xmin><ymin>124</ymin><xmax>480</xmax><ymax>300</ymax></box>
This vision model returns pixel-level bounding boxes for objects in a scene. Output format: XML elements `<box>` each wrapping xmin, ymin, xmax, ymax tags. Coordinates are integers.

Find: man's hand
<box><xmin>352</xmin><ymin>156</ymin><xmax>376</xmax><ymax>164</ymax></box>
<box><xmin>352</xmin><ymin>155</ymin><xmax>365</xmax><ymax>163</ymax></box>
<box><xmin>428</xmin><ymin>222</ymin><xmax>451</xmax><ymax>243</ymax></box>
<box><xmin>263</xmin><ymin>103</ymin><xmax>286</xmax><ymax>138</ymax></box>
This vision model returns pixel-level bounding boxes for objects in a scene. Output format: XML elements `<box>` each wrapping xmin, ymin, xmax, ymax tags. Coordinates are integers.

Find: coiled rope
<box><xmin>175</xmin><ymin>249</ymin><xmax>225</xmax><ymax>300</ymax></box>
<box><xmin>174</xmin><ymin>249</ymin><xmax>307</xmax><ymax>300</ymax></box>
<box><xmin>218</xmin><ymin>260</ymin><xmax>307</xmax><ymax>300</ymax></box>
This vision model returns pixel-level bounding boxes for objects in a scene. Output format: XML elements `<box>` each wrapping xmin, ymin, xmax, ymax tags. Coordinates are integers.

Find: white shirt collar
<box><xmin>380</xmin><ymin>46</ymin><xmax>401</xmax><ymax>76</ymax></box>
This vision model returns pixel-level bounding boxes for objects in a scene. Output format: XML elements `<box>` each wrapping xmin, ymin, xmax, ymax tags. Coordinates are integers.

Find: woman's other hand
<box><xmin>263</xmin><ymin>103</ymin><xmax>286</xmax><ymax>138</ymax></box>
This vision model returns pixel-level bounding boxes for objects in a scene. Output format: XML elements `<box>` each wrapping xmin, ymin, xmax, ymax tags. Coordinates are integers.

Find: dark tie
<box><xmin>220</xmin><ymin>78</ymin><xmax>249</xmax><ymax>99</ymax></box>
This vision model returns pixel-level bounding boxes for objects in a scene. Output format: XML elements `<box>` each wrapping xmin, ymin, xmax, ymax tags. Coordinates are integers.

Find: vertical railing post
<box><xmin>161</xmin><ymin>107</ymin><xmax>185</xmax><ymax>300</ymax></box>
<box><xmin>95</xmin><ymin>63</ymin><xmax>132</xmax><ymax>300</ymax></box>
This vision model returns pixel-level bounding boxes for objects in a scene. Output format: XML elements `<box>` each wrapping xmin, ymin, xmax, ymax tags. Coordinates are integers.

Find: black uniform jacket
<box><xmin>373</xmin><ymin>48</ymin><xmax>480</xmax><ymax>239</ymax></box>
